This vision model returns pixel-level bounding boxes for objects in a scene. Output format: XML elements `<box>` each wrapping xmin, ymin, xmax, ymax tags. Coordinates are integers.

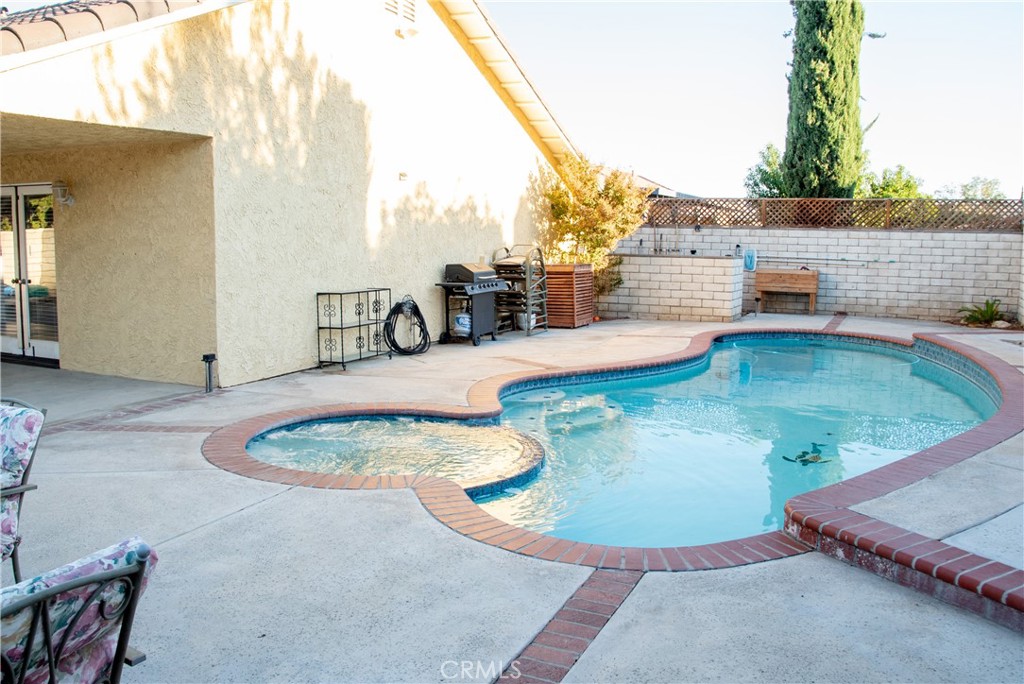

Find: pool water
<box><xmin>247</xmin><ymin>417</ymin><xmax>532</xmax><ymax>488</ymax></box>
<box><xmin>476</xmin><ymin>338</ymin><xmax>996</xmax><ymax>547</ymax></box>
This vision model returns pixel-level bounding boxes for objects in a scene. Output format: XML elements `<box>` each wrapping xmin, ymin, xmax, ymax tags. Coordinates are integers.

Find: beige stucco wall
<box><xmin>0</xmin><ymin>1</ymin><xmax>545</xmax><ymax>385</ymax></box>
<box><xmin>0</xmin><ymin>141</ymin><xmax>217</xmax><ymax>384</ymax></box>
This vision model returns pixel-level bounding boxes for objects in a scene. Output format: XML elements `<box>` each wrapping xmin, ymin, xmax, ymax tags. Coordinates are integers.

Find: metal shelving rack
<box><xmin>492</xmin><ymin>245</ymin><xmax>548</xmax><ymax>336</ymax></box>
<box><xmin>316</xmin><ymin>288</ymin><xmax>392</xmax><ymax>369</ymax></box>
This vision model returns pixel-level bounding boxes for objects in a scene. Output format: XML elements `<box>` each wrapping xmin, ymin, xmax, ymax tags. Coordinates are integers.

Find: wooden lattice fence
<box><xmin>645</xmin><ymin>198</ymin><xmax>1023</xmax><ymax>232</ymax></box>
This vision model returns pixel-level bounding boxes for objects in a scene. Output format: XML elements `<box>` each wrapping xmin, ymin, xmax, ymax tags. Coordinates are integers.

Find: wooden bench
<box><xmin>754</xmin><ymin>269</ymin><xmax>819</xmax><ymax>314</ymax></box>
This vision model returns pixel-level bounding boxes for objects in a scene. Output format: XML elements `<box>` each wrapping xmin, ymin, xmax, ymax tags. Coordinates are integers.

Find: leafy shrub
<box><xmin>532</xmin><ymin>155</ymin><xmax>649</xmax><ymax>296</ymax></box>
<box><xmin>958</xmin><ymin>299</ymin><xmax>1003</xmax><ymax>326</ymax></box>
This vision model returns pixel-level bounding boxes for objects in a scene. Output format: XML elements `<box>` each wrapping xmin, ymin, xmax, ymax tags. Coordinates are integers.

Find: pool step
<box><xmin>545</xmin><ymin>404</ymin><xmax>624</xmax><ymax>432</ymax></box>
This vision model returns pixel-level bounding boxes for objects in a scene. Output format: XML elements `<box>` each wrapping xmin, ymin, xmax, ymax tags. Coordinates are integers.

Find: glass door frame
<box><xmin>1</xmin><ymin>183</ymin><xmax>59</xmax><ymax>362</ymax></box>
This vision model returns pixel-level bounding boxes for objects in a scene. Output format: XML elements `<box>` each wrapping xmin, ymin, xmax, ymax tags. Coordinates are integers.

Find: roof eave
<box><xmin>429</xmin><ymin>0</ymin><xmax>577</xmax><ymax>171</ymax></box>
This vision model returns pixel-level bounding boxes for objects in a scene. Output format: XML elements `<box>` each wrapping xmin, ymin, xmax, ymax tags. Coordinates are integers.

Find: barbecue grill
<box><xmin>436</xmin><ymin>263</ymin><xmax>507</xmax><ymax>346</ymax></box>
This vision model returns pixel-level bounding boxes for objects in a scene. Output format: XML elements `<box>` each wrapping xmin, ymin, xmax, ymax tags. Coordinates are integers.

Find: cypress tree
<box><xmin>781</xmin><ymin>0</ymin><xmax>865</xmax><ymax>198</ymax></box>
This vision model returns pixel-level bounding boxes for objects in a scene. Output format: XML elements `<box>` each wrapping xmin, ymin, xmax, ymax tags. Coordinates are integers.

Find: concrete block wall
<box><xmin>597</xmin><ymin>255</ymin><xmax>742</xmax><ymax>322</ymax></box>
<box><xmin>612</xmin><ymin>225</ymin><xmax>1022</xmax><ymax>320</ymax></box>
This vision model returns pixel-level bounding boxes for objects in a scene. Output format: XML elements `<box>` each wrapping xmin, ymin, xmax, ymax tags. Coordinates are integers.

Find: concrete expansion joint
<box><xmin>151</xmin><ymin>485</ymin><xmax>295</xmax><ymax>549</ymax></box>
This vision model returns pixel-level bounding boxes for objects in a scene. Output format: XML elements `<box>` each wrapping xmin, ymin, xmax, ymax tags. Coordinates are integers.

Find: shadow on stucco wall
<box><xmin>83</xmin><ymin>0</ymin><xmax>540</xmax><ymax>380</ymax></box>
<box><xmin>380</xmin><ymin>183</ymin><xmax>503</xmax><ymax>266</ymax></box>
<box><xmin>86</xmin><ymin>2</ymin><xmax>376</xmax><ymax>381</ymax></box>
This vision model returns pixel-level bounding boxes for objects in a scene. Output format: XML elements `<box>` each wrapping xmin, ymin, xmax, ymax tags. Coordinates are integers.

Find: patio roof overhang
<box><xmin>0</xmin><ymin>112</ymin><xmax>208</xmax><ymax>155</ymax></box>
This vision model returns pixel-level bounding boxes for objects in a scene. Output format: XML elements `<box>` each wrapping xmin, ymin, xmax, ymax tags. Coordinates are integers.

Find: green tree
<box><xmin>533</xmin><ymin>155</ymin><xmax>649</xmax><ymax>294</ymax></box>
<box><xmin>25</xmin><ymin>196</ymin><xmax>54</xmax><ymax>230</ymax></box>
<box><xmin>857</xmin><ymin>165</ymin><xmax>930</xmax><ymax>199</ymax></box>
<box><xmin>781</xmin><ymin>0</ymin><xmax>865</xmax><ymax>198</ymax></box>
<box><xmin>936</xmin><ymin>177</ymin><xmax>1007</xmax><ymax>200</ymax></box>
<box><xmin>744</xmin><ymin>144</ymin><xmax>785</xmax><ymax>198</ymax></box>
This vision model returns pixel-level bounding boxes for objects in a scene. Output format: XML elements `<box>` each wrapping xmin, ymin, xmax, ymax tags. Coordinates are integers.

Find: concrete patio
<box><xmin>2</xmin><ymin>315</ymin><xmax>1022</xmax><ymax>683</ymax></box>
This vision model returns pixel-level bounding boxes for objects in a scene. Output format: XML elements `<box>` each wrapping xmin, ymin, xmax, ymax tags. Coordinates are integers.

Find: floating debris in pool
<box><xmin>783</xmin><ymin>442</ymin><xmax>832</xmax><ymax>466</ymax></box>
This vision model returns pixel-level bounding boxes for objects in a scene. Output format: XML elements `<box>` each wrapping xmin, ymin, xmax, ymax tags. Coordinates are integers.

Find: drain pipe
<box><xmin>202</xmin><ymin>353</ymin><xmax>217</xmax><ymax>393</ymax></box>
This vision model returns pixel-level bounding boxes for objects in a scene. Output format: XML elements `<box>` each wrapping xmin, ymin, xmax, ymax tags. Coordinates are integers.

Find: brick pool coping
<box><xmin>201</xmin><ymin>327</ymin><xmax>1023</xmax><ymax>629</ymax></box>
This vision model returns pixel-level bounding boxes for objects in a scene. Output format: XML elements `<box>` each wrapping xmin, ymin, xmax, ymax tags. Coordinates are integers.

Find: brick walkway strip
<box><xmin>499</xmin><ymin>569</ymin><xmax>643</xmax><ymax>683</ymax></box>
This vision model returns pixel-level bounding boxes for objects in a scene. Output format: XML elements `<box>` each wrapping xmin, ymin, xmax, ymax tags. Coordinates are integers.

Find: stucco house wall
<box><xmin>0</xmin><ymin>0</ymin><xmax>545</xmax><ymax>386</ymax></box>
<box><xmin>1</xmin><ymin>140</ymin><xmax>218</xmax><ymax>384</ymax></box>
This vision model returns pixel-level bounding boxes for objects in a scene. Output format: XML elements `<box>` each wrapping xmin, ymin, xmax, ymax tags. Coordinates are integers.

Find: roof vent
<box><xmin>385</xmin><ymin>0</ymin><xmax>415</xmax><ymax>23</ymax></box>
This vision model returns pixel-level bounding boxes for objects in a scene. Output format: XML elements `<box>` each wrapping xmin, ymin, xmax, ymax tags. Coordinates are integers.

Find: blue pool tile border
<box><xmin>497</xmin><ymin>331</ymin><xmax>1003</xmax><ymax>408</ymax></box>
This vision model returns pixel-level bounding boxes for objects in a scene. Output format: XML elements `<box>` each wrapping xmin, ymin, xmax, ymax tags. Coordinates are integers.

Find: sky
<box><xmin>3</xmin><ymin>0</ymin><xmax>1021</xmax><ymax>198</ymax></box>
<box><xmin>481</xmin><ymin>0</ymin><xmax>1023</xmax><ymax>197</ymax></box>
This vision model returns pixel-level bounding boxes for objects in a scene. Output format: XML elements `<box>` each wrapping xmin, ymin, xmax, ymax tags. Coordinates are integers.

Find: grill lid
<box><xmin>444</xmin><ymin>263</ymin><xmax>496</xmax><ymax>283</ymax></box>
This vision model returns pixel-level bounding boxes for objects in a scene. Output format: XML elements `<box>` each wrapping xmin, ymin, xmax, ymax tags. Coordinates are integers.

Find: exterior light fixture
<box><xmin>52</xmin><ymin>181</ymin><xmax>75</xmax><ymax>206</ymax></box>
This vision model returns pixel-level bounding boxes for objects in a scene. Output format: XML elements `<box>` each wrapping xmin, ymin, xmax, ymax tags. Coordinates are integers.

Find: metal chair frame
<box><xmin>1</xmin><ymin>545</ymin><xmax>151</xmax><ymax>684</ymax></box>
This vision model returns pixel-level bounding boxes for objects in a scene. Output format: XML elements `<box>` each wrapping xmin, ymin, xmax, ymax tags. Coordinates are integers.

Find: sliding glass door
<box><xmin>1</xmin><ymin>184</ymin><xmax>59</xmax><ymax>362</ymax></box>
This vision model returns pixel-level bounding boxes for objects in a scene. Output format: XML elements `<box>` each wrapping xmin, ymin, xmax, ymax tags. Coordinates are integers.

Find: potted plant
<box><xmin>533</xmin><ymin>155</ymin><xmax>649</xmax><ymax>327</ymax></box>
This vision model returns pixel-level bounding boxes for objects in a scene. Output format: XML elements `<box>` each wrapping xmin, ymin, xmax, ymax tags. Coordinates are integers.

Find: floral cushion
<box><xmin>0</xmin><ymin>406</ymin><xmax>44</xmax><ymax>489</ymax></box>
<box><xmin>0</xmin><ymin>406</ymin><xmax>44</xmax><ymax>563</ymax></box>
<box><xmin>0</xmin><ymin>494</ymin><xmax>20</xmax><ymax>561</ymax></box>
<box><xmin>1</xmin><ymin>537</ymin><xmax>158</xmax><ymax>684</ymax></box>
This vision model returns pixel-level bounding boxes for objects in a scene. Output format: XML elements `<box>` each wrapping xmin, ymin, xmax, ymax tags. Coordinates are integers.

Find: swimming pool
<box><xmin>245</xmin><ymin>334</ymin><xmax>998</xmax><ymax>547</ymax></box>
<box><xmin>478</xmin><ymin>336</ymin><xmax>996</xmax><ymax>546</ymax></box>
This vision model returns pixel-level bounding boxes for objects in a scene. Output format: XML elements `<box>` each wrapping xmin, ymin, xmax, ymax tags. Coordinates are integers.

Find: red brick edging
<box><xmin>44</xmin><ymin>390</ymin><xmax>224</xmax><ymax>436</ymax></box>
<box><xmin>200</xmin><ymin>327</ymin><xmax>1023</xmax><ymax>627</ymax></box>
<box><xmin>784</xmin><ymin>332</ymin><xmax>1024</xmax><ymax>631</ymax></box>
<box><xmin>823</xmin><ymin>312</ymin><xmax>847</xmax><ymax>331</ymax></box>
<box><xmin>498</xmin><ymin>569</ymin><xmax>643</xmax><ymax>684</ymax></box>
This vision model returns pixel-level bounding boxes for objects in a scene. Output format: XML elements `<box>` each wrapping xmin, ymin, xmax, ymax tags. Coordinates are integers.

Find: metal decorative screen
<box><xmin>316</xmin><ymin>289</ymin><xmax>392</xmax><ymax>369</ymax></box>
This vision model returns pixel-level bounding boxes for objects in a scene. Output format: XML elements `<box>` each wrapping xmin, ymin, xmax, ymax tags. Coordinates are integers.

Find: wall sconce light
<box><xmin>52</xmin><ymin>181</ymin><xmax>75</xmax><ymax>207</ymax></box>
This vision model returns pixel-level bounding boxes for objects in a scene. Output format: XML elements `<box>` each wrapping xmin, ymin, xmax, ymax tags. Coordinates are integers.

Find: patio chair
<box><xmin>1</xmin><ymin>398</ymin><xmax>46</xmax><ymax>583</ymax></box>
<box><xmin>1</xmin><ymin>536</ymin><xmax>157</xmax><ymax>684</ymax></box>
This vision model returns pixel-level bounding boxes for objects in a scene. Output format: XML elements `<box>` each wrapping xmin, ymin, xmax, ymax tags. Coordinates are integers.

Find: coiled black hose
<box><xmin>383</xmin><ymin>296</ymin><xmax>431</xmax><ymax>355</ymax></box>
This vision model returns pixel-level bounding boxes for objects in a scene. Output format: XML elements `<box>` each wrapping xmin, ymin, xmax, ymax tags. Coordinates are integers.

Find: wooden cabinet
<box><xmin>547</xmin><ymin>264</ymin><xmax>594</xmax><ymax>328</ymax></box>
